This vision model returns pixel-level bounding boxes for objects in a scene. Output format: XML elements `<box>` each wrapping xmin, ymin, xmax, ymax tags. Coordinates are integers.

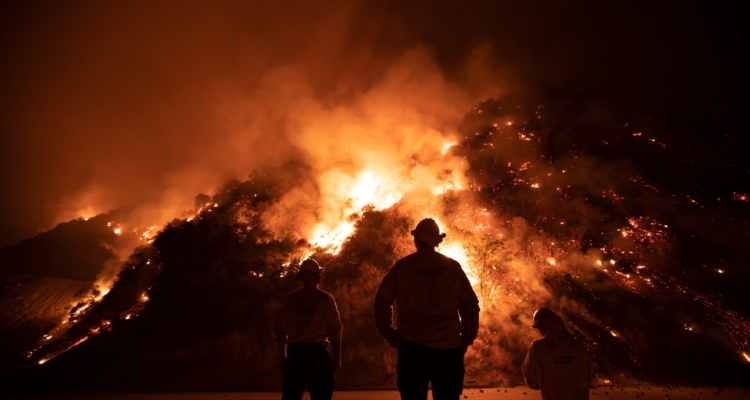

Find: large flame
<box><xmin>310</xmin><ymin>170</ymin><xmax>403</xmax><ymax>254</ymax></box>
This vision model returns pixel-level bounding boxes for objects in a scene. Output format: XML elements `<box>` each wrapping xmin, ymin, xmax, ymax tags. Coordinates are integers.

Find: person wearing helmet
<box><xmin>522</xmin><ymin>307</ymin><xmax>595</xmax><ymax>400</ymax></box>
<box><xmin>275</xmin><ymin>259</ymin><xmax>342</xmax><ymax>400</ymax></box>
<box><xmin>374</xmin><ymin>218</ymin><xmax>480</xmax><ymax>400</ymax></box>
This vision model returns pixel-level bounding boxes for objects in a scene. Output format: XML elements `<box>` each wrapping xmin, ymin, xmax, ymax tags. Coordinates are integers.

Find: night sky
<box><xmin>0</xmin><ymin>0</ymin><xmax>746</xmax><ymax>248</ymax></box>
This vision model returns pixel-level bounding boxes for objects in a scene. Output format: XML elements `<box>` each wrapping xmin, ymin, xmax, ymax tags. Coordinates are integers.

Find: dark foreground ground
<box><xmin>3</xmin><ymin>387</ymin><xmax>749</xmax><ymax>400</ymax></box>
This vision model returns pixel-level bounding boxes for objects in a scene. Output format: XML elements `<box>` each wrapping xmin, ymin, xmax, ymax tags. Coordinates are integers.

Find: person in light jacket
<box><xmin>275</xmin><ymin>259</ymin><xmax>342</xmax><ymax>400</ymax></box>
<box><xmin>522</xmin><ymin>307</ymin><xmax>595</xmax><ymax>400</ymax></box>
<box><xmin>374</xmin><ymin>218</ymin><xmax>480</xmax><ymax>400</ymax></box>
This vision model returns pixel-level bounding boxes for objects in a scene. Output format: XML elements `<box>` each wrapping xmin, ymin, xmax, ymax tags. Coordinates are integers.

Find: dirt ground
<box><xmin>3</xmin><ymin>387</ymin><xmax>748</xmax><ymax>400</ymax></box>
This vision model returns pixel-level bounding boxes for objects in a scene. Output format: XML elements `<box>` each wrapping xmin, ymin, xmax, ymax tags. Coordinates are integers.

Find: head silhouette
<box><xmin>296</xmin><ymin>259</ymin><xmax>322</xmax><ymax>284</ymax></box>
<box><xmin>411</xmin><ymin>218</ymin><xmax>446</xmax><ymax>248</ymax></box>
<box><xmin>532</xmin><ymin>307</ymin><xmax>576</xmax><ymax>346</ymax></box>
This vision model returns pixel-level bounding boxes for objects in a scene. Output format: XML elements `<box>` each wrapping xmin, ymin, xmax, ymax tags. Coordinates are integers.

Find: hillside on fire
<box><xmin>1</xmin><ymin>96</ymin><xmax>748</xmax><ymax>392</ymax></box>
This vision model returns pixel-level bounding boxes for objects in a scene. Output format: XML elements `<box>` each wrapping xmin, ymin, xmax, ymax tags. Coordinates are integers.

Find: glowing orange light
<box><xmin>310</xmin><ymin>171</ymin><xmax>402</xmax><ymax>253</ymax></box>
<box><xmin>442</xmin><ymin>142</ymin><xmax>457</xmax><ymax>155</ymax></box>
<box><xmin>439</xmin><ymin>241</ymin><xmax>476</xmax><ymax>285</ymax></box>
<box><xmin>311</xmin><ymin>222</ymin><xmax>355</xmax><ymax>255</ymax></box>
<box><xmin>94</xmin><ymin>287</ymin><xmax>110</xmax><ymax>302</ymax></box>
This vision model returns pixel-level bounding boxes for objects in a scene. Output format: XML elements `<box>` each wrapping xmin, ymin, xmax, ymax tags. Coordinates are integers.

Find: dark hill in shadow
<box><xmin>0</xmin><ymin>208</ymin><xmax>134</xmax><ymax>280</ymax></box>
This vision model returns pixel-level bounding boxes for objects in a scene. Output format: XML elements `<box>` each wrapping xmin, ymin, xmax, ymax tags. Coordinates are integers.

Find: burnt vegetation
<box><xmin>2</xmin><ymin>96</ymin><xmax>749</xmax><ymax>392</ymax></box>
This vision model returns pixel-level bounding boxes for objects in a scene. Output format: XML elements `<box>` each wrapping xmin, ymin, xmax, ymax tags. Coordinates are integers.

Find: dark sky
<box><xmin>0</xmin><ymin>0</ymin><xmax>746</xmax><ymax>248</ymax></box>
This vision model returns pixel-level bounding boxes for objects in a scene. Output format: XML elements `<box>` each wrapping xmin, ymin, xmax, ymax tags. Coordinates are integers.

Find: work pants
<box><xmin>397</xmin><ymin>338</ymin><xmax>464</xmax><ymax>400</ymax></box>
<box><xmin>282</xmin><ymin>342</ymin><xmax>335</xmax><ymax>400</ymax></box>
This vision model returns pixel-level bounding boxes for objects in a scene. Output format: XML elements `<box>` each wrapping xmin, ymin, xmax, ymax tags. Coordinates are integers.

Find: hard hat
<box><xmin>295</xmin><ymin>259</ymin><xmax>321</xmax><ymax>280</ymax></box>
<box><xmin>411</xmin><ymin>218</ymin><xmax>446</xmax><ymax>246</ymax></box>
<box><xmin>532</xmin><ymin>307</ymin><xmax>559</xmax><ymax>328</ymax></box>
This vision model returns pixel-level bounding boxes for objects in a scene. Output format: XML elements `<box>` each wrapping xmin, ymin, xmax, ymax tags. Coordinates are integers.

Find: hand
<box><xmin>278</xmin><ymin>355</ymin><xmax>287</xmax><ymax>373</ymax></box>
<box><xmin>387</xmin><ymin>330</ymin><xmax>401</xmax><ymax>348</ymax></box>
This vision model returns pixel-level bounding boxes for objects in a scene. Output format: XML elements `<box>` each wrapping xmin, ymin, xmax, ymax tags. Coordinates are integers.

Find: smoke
<box><xmin>2</xmin><ymin>1</ymin><xmax>744</xmax><ymax>248</ymax></box>
<box><xmin>0</xmin><ymin>1</ymin><xmax>499</xmax><ymax>249</ymax></box>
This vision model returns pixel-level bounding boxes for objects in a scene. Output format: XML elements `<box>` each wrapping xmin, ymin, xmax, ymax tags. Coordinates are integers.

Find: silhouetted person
<box><xmin>522</xmin><ymin>307</ymin><xmax>595</xmax><ymax>400</ymax></box>
<box><xmin>374</xmin><ymin>218</ymin><xmax>480</xmax><ymax>400</ymax></box>
<box><xmin>275</xmin><ymin>259</ymin><xmax>342</xmax><ymax>400</ymax></box>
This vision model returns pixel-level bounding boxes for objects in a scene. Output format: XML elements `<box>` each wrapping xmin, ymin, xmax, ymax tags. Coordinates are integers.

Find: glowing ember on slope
<box><xmin>620</xmin><ymin>217</ymin><xmax>669</xmax><ymax>244</ymax></box>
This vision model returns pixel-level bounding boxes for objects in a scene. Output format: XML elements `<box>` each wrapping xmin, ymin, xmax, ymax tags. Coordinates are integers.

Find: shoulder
<box><xmin>284</xmin><ymin>287</ymin><xmax>304</xmax><ymax>301</ymax></box>
<box><xmin>317</xmin><ymin>288</ymin><xmax>336</xmax><ymax>301</ymax></box>
<box><xmin>395</xmin><ymin>252</ymin><xmax>420</xmax><ymax>265</ymax></box>
<box><xmin>396</xmin><ymin>251</ymin><xmax>457</xmax><ymax>264</ymax></box>
<box><xmin>433</xmin><ymin>251</ymin><xmax>463</xmax><ymax>272</ymax></box>
<box><xmin>438</xmin><ymin>252</ymin><xmax>461</xmax><ymax>267</ymax></box>
<box><xmin>388</xmin><ymin>253</ymin><xmax>417</xmax><ymax>272</ymax></box>
<box><xmin>530</xmin><ymin>336</ymin><xmax>552</xmax><ymax>350</ymax></box>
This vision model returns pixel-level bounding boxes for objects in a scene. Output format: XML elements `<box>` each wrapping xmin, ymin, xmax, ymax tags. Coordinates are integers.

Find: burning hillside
<box><xmin>2</xmin><ymin>93</ymin><xmax>748</xmax><ymax>392</ymax></box>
